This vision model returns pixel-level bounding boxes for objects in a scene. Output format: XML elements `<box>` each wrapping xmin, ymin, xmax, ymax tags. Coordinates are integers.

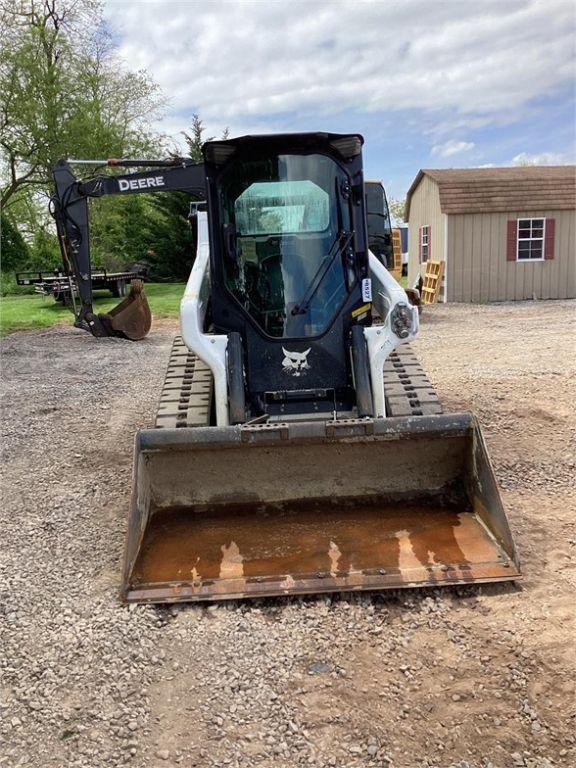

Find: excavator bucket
<box><xmin>121</xmin><ymin>413</ymin><xmax>520</xmax><ymax>603</ymax></box>
<box><xmin>105</xmin><ymin>279</ymin><xmax>152</xmax><ymax>340</ymax></box>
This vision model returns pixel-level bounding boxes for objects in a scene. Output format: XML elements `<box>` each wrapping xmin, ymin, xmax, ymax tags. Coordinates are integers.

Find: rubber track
<box><xmin>155</xmin><ymin>337</ymin><xmax>442</xmax><ymax>427</ymax></box>
<box><xmin>383</xmin><ymin>344</ymin><xmax>443</xmax><ymax>417</ymax></box>
<box><xmin>155</xmin><ymin>337</ymin><xmax>212</xmax><ymax>428</ymax></box>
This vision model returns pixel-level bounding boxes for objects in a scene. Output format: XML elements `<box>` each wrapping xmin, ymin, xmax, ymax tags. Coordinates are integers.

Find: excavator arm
<box><xmin>50</xmin><ymin>158</ymin><xmax>206</xmax><ymax>339</ymax></box>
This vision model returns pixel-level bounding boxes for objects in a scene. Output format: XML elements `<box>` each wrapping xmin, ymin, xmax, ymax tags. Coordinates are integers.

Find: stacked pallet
<box><xmin>421</xmin><ymin>260</ymin><xmax>445</xmax><ymax>304</ymax></box>
<box><xmin>390</xmin><ymin>228</ymin><xmax>403</xmax><ymax>282</ymax></box>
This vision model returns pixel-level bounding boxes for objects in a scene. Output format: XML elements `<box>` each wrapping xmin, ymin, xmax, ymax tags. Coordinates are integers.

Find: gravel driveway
<box><xmin>1</xmin><ymin>302</ymin><xmax>574</xmax><ymax>768</ymax></box>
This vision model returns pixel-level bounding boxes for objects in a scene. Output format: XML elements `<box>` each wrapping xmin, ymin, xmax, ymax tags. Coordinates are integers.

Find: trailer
<box><xmin>16</xmin><ymin>268</ymin><xmax>145</xmax><ymax>305</ymax></box>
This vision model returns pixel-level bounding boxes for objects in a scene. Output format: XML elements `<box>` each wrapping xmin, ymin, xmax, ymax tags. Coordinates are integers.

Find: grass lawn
<box><xmin>0</xmin><ymin>282</ymin><xmax>185</xmax><ymax>337</ymax></box>
<box><xmin>1</xmin><ymin>275</ymin><xmax>410</xmax><ymax>337</ymax></box>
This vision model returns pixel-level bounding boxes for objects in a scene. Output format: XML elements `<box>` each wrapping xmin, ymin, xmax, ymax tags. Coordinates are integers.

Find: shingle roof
<box><xmin>405</xmin><ymin>165</ymin><xmax>576</xmax><ymax>217</ymax></box>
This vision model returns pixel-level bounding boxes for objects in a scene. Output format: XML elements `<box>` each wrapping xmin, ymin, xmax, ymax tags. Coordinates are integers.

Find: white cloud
<box><xmin>104</xmin><ymin>0</ymin><xmax>574</xmax><ymax>141</ymax></box>
<box><xmin>431</xmin><ymin>140</ymin><xmax>475</xmax><ymax>158</ymax></box>
<box><xmin>511</xmin><ymin>151</ymin><xmax>573</xmax><ymax>165</ymax></box>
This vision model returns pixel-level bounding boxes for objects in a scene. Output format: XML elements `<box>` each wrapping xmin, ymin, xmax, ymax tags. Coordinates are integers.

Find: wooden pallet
<box><xmin>390</xmin><ymin>228</ymin><xmax>403</xmax><ymax>281</ymax></box>
<box><xmin>421</xmin><ymin>260</ymin><xmax>445</xmax><ymax>304</ymax></box>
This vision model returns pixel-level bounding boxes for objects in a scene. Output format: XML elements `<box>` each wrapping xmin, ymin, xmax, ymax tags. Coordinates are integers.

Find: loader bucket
<box><xmin>121</xmin><ymin>413</ymin><xmax>520</xmax><ymax>603</ymax></box>
<box><xmin>104</xmin><ymin>279</ymin><xmax>152</xmax><ymax>340</ymax></box>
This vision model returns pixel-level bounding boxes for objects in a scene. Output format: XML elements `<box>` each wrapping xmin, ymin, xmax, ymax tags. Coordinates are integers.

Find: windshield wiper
<box><xmin>291</xmin><ymin>230</ymin><xmax>353</xmax><ymax>316</ymax></box>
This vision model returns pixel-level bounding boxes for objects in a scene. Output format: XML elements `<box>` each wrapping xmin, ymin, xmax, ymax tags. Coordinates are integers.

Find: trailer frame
<box><xmin>16</xmin><ymin>268</ymin><xmax>145</xmax><ymax>305</ymax></box>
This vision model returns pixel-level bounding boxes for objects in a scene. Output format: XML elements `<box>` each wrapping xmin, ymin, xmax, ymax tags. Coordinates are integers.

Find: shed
<box><xmin>405</xmin><ymin>165</ymin><xmax>576</xmax><ymax>302</ymax></box>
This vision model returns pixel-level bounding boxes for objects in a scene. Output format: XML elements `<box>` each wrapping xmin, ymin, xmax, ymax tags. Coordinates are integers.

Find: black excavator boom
<box><xmin>50</xmin><ymin>157</ymin><xmax>205</xmax><ymax>339</ymax></box>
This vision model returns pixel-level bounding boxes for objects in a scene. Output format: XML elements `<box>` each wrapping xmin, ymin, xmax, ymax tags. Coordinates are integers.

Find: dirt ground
<box><xmin>1</xmin><ymin>300</ymin><xmax>574</xmax><ymax>768</ymax></box>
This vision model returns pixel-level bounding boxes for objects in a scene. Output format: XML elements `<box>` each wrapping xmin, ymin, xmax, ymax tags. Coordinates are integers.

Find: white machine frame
<box><xmin>180</xmin><ymin>212</ymin><xmax>229</xmax><ymax>426</ymax></box>
<box><xmin>180</xmin><ymin>212</ymin><xmax>419</xmax><ymax>426</ymax></box>
<box><xmin>365</xmin><ymin>252</ymin><xmax>419</xmax><ymax>417</ymax></box>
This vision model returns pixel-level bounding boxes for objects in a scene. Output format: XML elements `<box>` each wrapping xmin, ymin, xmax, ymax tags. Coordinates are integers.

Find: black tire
<box><xmin>112</xmin><ymin>280</ymin><xmax>126</xmax><ymax>298</ymax></box>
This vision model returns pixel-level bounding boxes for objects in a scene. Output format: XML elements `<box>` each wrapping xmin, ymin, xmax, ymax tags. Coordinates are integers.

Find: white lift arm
<box><xmin>180</xmin><ymin>212</ymin><xmax>229</xmax><ymax>426</ymax></box>
<box><xmin>364</xmin><ymin>252</ymin><xmax>419</xmax><ymax>418</ymax></box>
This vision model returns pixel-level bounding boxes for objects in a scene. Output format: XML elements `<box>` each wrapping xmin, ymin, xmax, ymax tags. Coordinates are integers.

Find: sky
<box><xmin>104</xmin><ymin>0</ymin><xmax>576</xmax><ymax>199</ymax></box>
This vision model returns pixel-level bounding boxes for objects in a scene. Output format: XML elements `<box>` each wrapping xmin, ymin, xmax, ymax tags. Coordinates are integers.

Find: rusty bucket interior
<box><xmin>105</xmin><ymin>279</ymin><xmax>152</xmax><ymax>340</ymax></box>
<box><xmin>122</xmin><ymin>414</ymin><xmax>521</xmax><ymax>603</ymax></box>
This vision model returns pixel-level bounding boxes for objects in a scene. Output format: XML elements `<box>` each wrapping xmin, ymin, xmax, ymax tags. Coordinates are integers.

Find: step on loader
<box><xmin>53</xmin><ymin>133</ymin><xmax>520</xmax><ymax>602</ymax></box>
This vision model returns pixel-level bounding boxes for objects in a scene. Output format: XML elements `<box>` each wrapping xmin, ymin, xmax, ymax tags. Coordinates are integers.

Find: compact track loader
<box><xmin>53</xmin><ymin>133</ymin><xmax>520</xmax><ymax>603</ymax></box>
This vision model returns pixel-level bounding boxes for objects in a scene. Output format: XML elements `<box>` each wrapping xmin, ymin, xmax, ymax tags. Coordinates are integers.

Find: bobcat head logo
<box><xmin>282</xmin><ymin>347</ymin><xmax>311</xmax><ymax>377</ymax></box>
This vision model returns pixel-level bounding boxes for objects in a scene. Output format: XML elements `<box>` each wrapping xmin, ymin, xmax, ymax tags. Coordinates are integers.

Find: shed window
<box><xmin>517</xmin><ymin>218</ymin><xmax>545</xmax><ymax>261</ymax></box>
<box><xmin>419</xmin><ymin>225</ymin><xmax>430</xmax><ymax>262</ymax></box>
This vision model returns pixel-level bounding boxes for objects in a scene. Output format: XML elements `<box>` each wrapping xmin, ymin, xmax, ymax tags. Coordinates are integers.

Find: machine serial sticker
<box><xmin>362</xmin><ymin>278</ymin><xmax>372</xmax><ymax>302</ymax></box>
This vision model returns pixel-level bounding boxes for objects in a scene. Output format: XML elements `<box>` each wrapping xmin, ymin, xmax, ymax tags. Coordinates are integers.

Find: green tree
<box><xmin>0</xmin><ymin>0</ymin><xmax>166</xmax><ymax>274</ymax></box>
<box><xmin>183</xmin><ymin>114</ymin><xmax>210</xmax><ymax>162</ymax></box>
<box><xmin>1</xmin><ymin>212</ymin><xmax>30</xmax><ymax>272</ymax></box>
<box><xmin>30</xmin><ymin>225</ymin><xmax>60</xmax><ymax>269</ymax></box>
<box><xmin>389</xmin><ymin>197</ymin><xmax>407</xmax><ymax>223</ymax></box>
<box><xmin>0</xmin><ymin>0</ymin><xmax>163</xmax><ymax>208</ymax></box>
<box><xmin>89</xmin><ymin>194</ymin><xmax>154</xmax><ymax>270</ymax></box>
<box><xmin>142</xmin><ymin>193</ymin><xmax>195</xmax><ymax>280</ymax></box>
<box><xmin>182</xmin><ymin>113</ymin><xmax>229</xmax><ymax>161</ymax></box>
<box><xmin>145</xmin><ymin>114</ymin><xmax>230</xmax><ymax>280</ymax></box>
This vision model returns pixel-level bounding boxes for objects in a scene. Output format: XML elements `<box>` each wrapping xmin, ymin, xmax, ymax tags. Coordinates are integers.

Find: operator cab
<box><xmin>221</xmin><ymin>161</ymin><xmax>352</xmax><ymax>339</ymax></box>
<box><xmin>203</xmin><ymin>133</ymin><xmax>372</xmax><ymax>421</ymax></box>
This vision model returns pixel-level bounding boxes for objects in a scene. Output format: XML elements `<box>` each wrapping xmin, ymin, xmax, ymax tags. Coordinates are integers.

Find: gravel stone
<box><xmin>1</xmin><ymin>304</ymin><xmax>575</xmax><ymax>768</ymax></box>
<box><xmin>307</xmin><ymin>661</ymin><xmax>332</xmax><ymax>674</ymax></box>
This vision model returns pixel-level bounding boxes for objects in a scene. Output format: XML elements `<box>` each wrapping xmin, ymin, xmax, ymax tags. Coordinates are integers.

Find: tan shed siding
<box><xmin>407</xmin><ymin>175</ymin><xmax>445</xmax><ymax>288</ymax></box>
<box><xmin>479</xmin><ymin>213</ymin><xmax>492</xmax><ymax>301</ymax></box>
<box><xmin>559</xmin><ymin>208</ymin><xmax>576</xmax><ymax>298</ymax></box>
<box><xmin>446</xmin><ymin>209</ymin><xmax>576</xmax><ymax>302</ymax></box>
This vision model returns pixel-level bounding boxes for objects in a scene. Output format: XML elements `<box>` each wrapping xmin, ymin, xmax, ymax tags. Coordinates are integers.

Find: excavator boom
<box><xmin>50</xmin><ymin>157</ymin><xmax>205</xmax><ymax>339</ymax></box>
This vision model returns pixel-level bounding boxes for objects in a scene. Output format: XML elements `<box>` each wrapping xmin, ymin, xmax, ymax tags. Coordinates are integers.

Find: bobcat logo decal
<box><xmin>282</xmin><ymin>347</ymin><xmax>311</xmax><ymax>377</ymax></box>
